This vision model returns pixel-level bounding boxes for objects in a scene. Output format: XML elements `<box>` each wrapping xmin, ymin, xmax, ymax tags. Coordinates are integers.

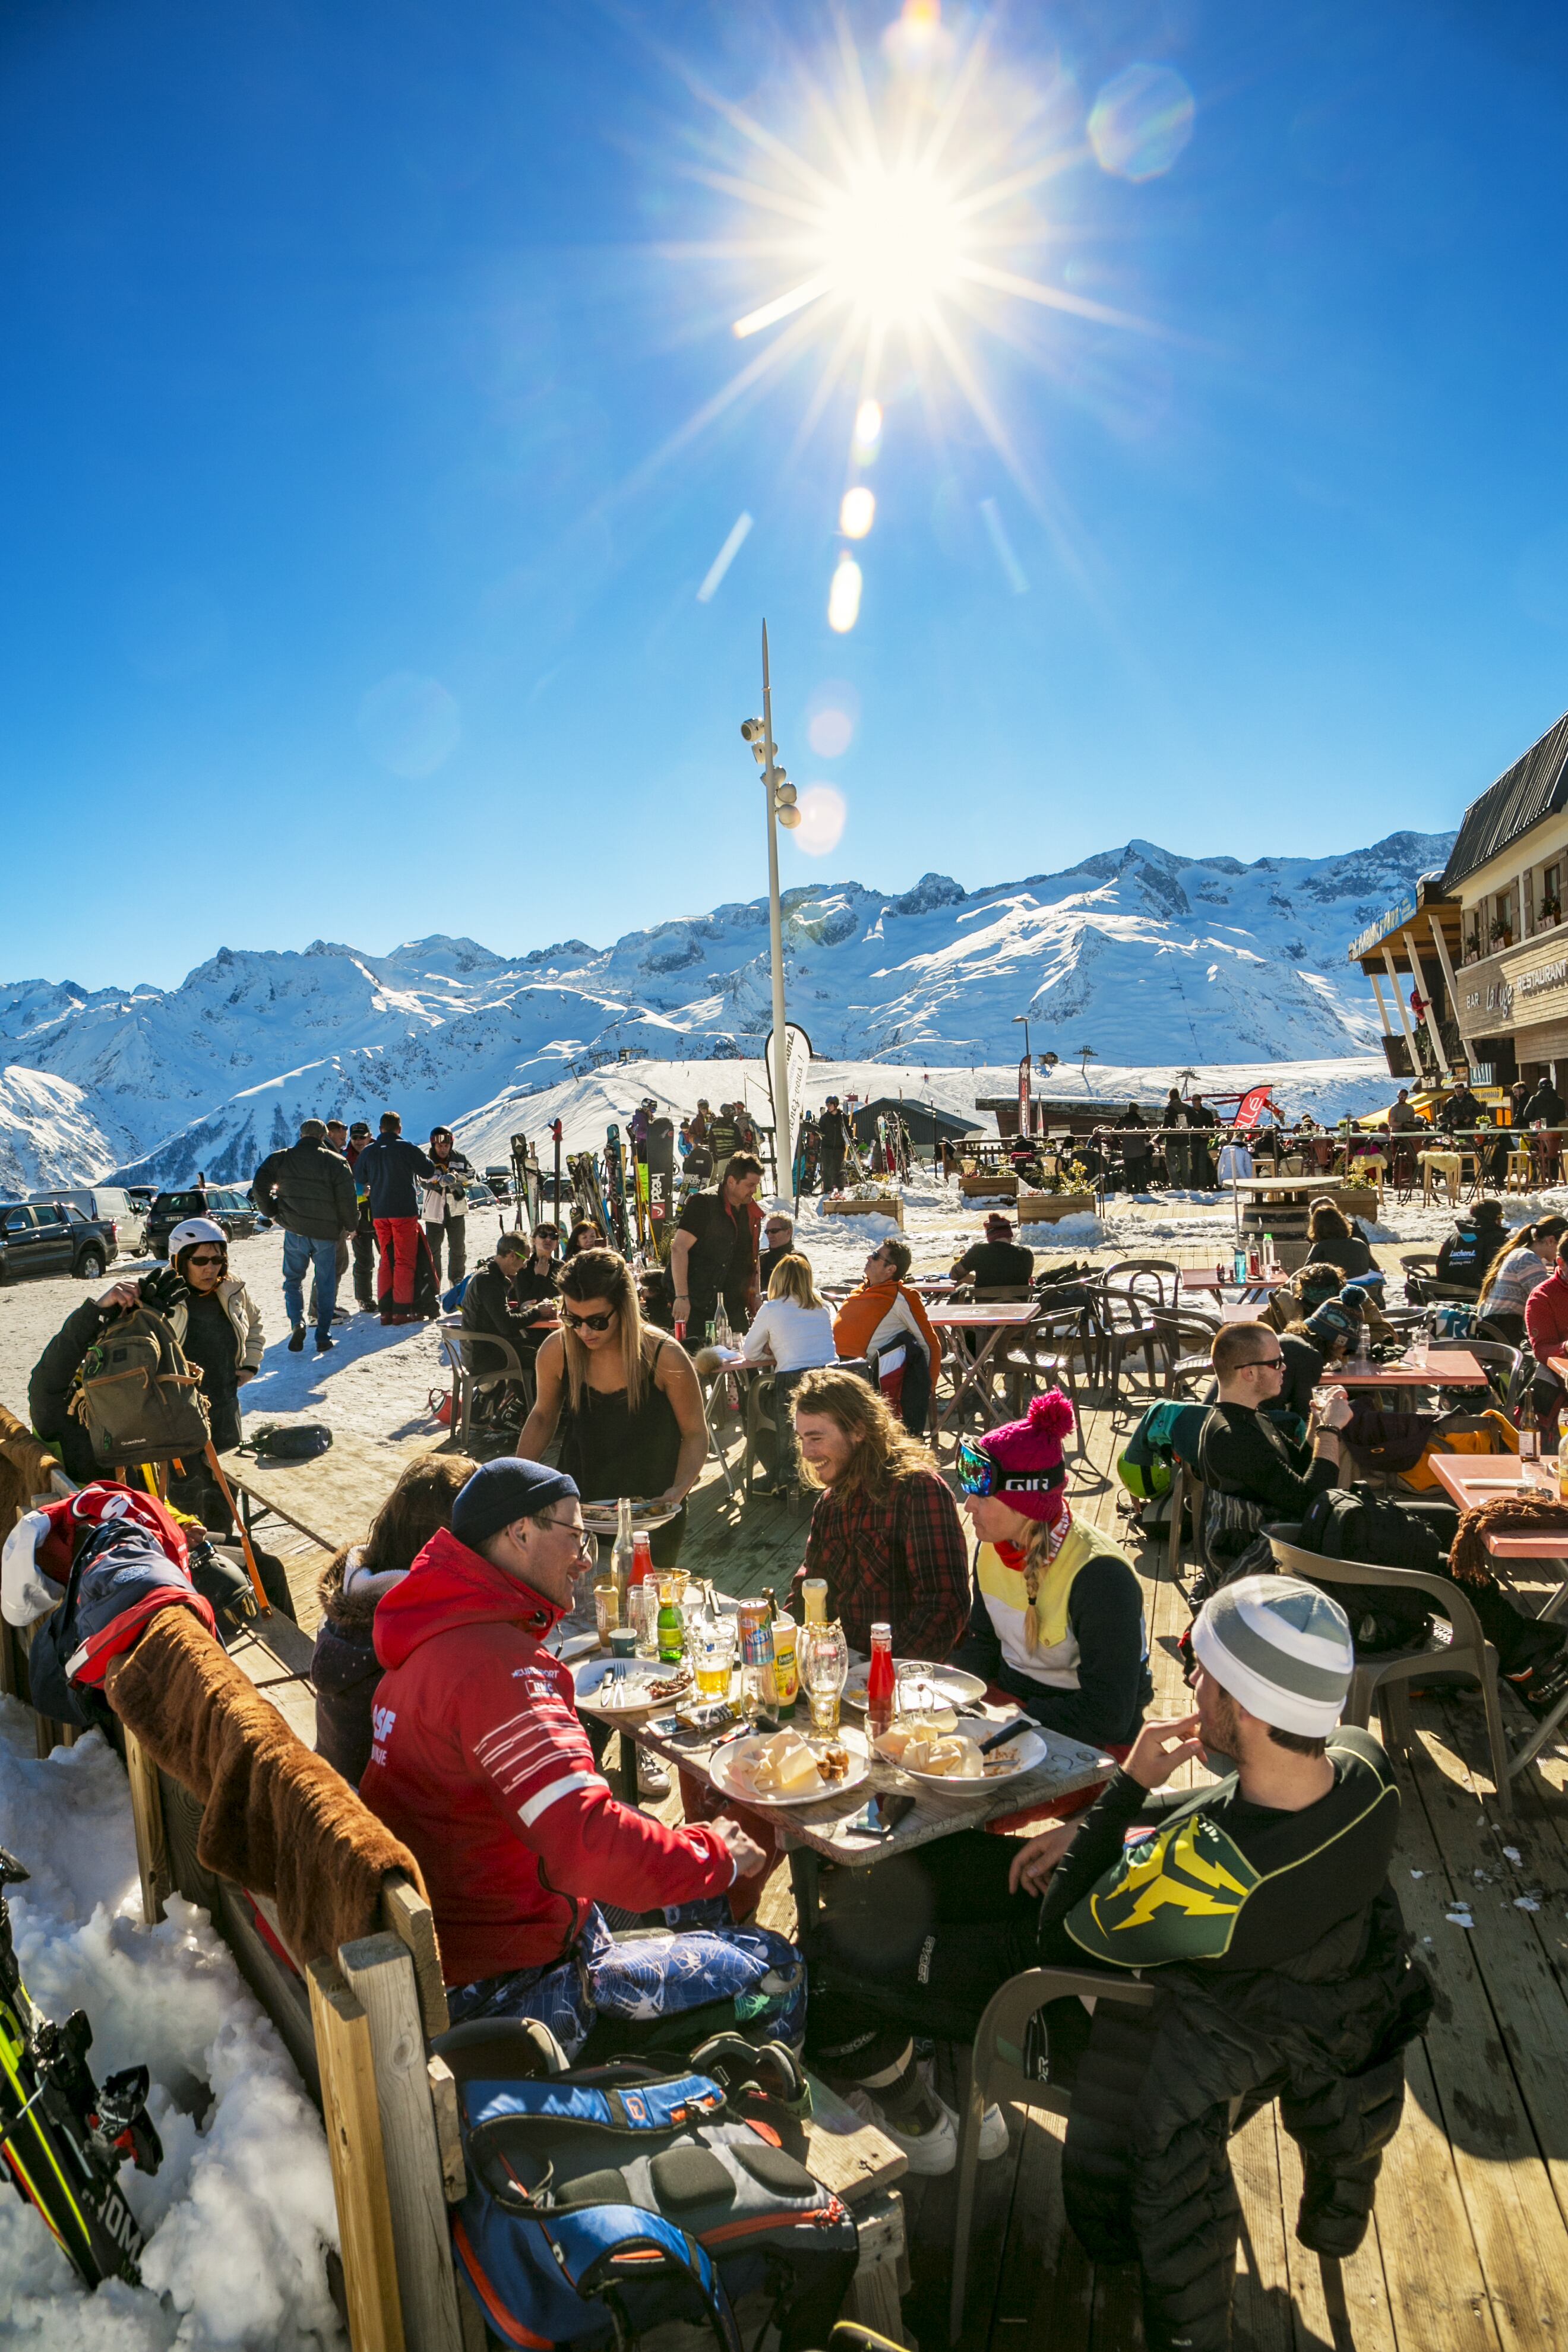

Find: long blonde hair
<box><xmin>768</xmin><ymin>1251</ymin><xmax>824</xmax><ymax>1310</ymax></box>
<box><xmin>559</xmin><ymin>1248</ymin><xmax>658</xmax><ymax>1413</ymax></box>
<box><xmin>791</xmin><ymin>1367</ymin><xmax>934</xmax><ymax>1502</ymax></box>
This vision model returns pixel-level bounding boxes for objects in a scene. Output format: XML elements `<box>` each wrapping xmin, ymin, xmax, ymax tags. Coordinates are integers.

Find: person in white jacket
<box><xmin>741</xmin><ymin>1254</ymin><xmax>838</xmax><ymax>1372</ymax></box>
<box><xmin>422</xmin><ymin>1126</ymin><xmax>475</xmax><ymax>1287</ymax></box>
<box><xmin>740</xmin><ymin>1254</ymin><xmax>837</xmax><ymax>1490</ymax></box>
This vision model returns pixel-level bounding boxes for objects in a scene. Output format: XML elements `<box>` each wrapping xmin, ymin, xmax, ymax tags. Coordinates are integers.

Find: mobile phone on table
<box><xmin>846</xmin><ymin>1791</ymin><xmax>916</xmax><ymax>1836</ymax></box>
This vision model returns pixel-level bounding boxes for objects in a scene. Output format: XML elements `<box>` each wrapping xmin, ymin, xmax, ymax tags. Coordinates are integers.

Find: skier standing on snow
<box><xmin>355</xmin><ymin>1112</ymin><xmax>436</xmax><ymax>1324</ymax></box>
<box><xmin>422</xmin><ymin>1126</ymin><xmax>474</xmax><ymax>1289</ymax></box>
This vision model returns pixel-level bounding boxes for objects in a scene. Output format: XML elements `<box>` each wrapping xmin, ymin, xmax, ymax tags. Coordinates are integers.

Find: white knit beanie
<box><xmin>1191</xmin><ymin>1574</ymin><xmax>1354</xmax><ymax>1737</ymax></box>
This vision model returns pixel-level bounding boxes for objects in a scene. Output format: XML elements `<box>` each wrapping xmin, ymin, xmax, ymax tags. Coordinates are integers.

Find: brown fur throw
<box><xmin>1449</xmin><ymin>1493</ymin><xmax>1568</xmax><ymax>1588</ymax></box>
<box><xmin>106</xmin><ymin>1607</ymin><xmax>432</xmax><ymax>1968</ymax></box>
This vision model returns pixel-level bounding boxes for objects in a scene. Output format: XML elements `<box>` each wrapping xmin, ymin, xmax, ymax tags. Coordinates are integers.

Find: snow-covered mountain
<box><xmin>0</xmin><ymin>830</ymin><xmax>1449</xmax><ymax>1189</ymax></box>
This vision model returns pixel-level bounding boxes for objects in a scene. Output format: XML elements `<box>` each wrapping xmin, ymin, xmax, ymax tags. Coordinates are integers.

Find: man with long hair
<box><xmin>788</xmin><ymin>1366</ymin><xmax>969</xmax><ymax>1659</ymax></box>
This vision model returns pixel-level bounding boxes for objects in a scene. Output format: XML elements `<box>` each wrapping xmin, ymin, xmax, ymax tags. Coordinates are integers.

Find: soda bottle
<box><xmin>866</xmin><ymin>1623</ymin><xmax>896</xmax><ymax>1741</ymax></box>
<box><xmin>656</xmin><ymin>1576</ymin><xmax>685</xmax><ymax>1667</ymax></box>
<box><xmin>737</xmin><ymin>1599</ymin><xmax>777</xmax><ymax>1721</ymax></box>
<box><xmin>771</xmin><ymin>1613</ymin><xmax>799</xmax><ymax>1715</ymax></box>
<box><xmin>802</xmin><ymin>1578</ymin><xmax>829</xmax><ymax>1626</ymax></box>
<box><xmin>593</xmin><ymin>1576</ymin><xmax>619</xmax><ymax>1646</ymax></box>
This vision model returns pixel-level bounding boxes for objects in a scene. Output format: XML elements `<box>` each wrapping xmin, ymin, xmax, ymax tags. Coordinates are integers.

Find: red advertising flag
<box><xmin>1234</xmin><ymin>1086</ymin><xmax>1274</xmax><ymax>1130</ymax></box>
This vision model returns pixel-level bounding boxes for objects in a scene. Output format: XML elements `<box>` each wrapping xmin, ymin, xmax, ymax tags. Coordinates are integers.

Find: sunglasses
<box><xmin>1246</xmin><ymin>1354</ymin><xmax>1285</xmax><ymax>1371</ymax></box>
<box><xmin>562</xmin><ymin>1305</ymin><xmax>617</xmax><ymax>1332</ymax></box>
<box><xmin>956</xmin><ymin>1439</ymin><xmax>1066</xmax><ymax>1499</ymax></box>
<box><xmin>186</xmin><ymin>1251</ymin><xmax>226</xmax><ymax>1267</ymax></box>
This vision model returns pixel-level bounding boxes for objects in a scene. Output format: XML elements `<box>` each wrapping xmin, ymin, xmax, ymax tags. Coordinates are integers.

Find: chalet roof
<box><xmin>1443</xmin><ymin>709</ymin><xmax>1568</xmax><ymax>890</ymax></box>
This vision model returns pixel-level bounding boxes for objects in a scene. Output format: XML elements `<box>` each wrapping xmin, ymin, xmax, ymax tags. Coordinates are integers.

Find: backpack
<box><xmin>72</xmin><ymin>1305</ymin><xmax>210</xmax><ymax>1468</ymax></box>
<box><xmin>440</xmin><ymin>2024</ymin><xmax>858</xmax><ymax>2352</ymax></box>
<box><xmin>1296</xmin><ymin>1489</ymin><xmax>1439</xmax><ymax>1655</ymax></box>
<box><xmin>236</xmin><ymin>1423</ymin><xmax>333</xmax><ymax>1463</ymax></box>
<box><xmin>1341</xmin><ymin>1405</ymin><xmax>1434</xmax><ymax>1475</ymax></box>
<box><xmin>1117</xmin><ymin>1401</ymin><xmax>1206</xmax><ymax>1503</ymax></box>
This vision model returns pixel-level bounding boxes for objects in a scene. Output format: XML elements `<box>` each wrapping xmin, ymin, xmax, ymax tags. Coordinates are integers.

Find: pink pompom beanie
<box><xmin>975</xmin><ymin>1390</ymin><xmax>1075</xmax><ymax>1523</ymax></box>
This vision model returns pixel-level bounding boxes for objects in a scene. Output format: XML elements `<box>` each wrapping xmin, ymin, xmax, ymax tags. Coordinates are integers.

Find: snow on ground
<box><xmin>0</xmin><ymin>1698</ymin><xmax>343</xmax><ymax>2348</ymax></box>
<box><xmin>454</xmin><ymin>1054</ymin><xmax>1396</xmax><ymax>1168</ymax></box>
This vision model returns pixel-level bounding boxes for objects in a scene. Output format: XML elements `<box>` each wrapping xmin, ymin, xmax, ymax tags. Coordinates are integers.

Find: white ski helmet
<box><xmin>167</xmin><ymin>1216</ymin><xmax>227</xmax><ymax>1264</ymax></box>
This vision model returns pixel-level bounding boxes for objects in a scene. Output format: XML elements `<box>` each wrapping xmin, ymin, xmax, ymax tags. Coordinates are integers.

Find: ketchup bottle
<box><xmin>866</xmin><ymin>1623</ymin><xmax>896</xmax><ymax>1741</ymax></box>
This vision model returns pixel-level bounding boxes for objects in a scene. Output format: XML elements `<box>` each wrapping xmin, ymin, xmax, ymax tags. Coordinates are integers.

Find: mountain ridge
<box><xmin>0</xmin><ymin>828</ymin><xmax>1453</xmax><ymax>1191</ymax></box>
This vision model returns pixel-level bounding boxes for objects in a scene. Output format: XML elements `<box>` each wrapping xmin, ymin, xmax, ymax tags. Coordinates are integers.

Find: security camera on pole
<box><xmin>740</xmin><ymin>620</ymin><xmax>800</xmax><ymax>1197</ymax></box>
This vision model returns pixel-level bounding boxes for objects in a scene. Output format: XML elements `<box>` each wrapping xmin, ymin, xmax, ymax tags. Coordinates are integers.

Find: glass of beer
<box><xmin>693</xmin><ymin>1617</ymin><xmax>737</xmax><ymax>1699</ymax></box>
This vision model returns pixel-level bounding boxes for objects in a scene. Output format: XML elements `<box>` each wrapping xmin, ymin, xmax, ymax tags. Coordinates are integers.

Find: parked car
<box><xmin>27</xmin><ymin>1184</ymin><xmax>147</xmax><ymax>1257</ymax></box>
<box><xmin>0</xmin><ymin>1201</ymin><xmax>115</xmax><ymax>1283</ymax></box>
<box><xmin>127</xmin><ymin>1186</ymin><xmax>156</xmax><ymax>1213</ymax></box>
<box><xmin>483</xmin><ymin>1165</ymin><xmax>513</xmax><ymax>1202</ymax></box>
<box><xmin>144</xmin><ymin>1184</ymin><xmax>264</xmax><ymax>1259</ymax></box>
<box><xmin>465</xmin><ymin>1181</ymin><xmax>497</xmax><ymax>1210</ymax></box>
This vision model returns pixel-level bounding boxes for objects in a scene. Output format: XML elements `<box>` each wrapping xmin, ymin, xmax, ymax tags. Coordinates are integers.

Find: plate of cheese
<box><xmin>874</xmin><ymin>1716</ymin><xmax>1046</xmax><ymax>1789</ymax></box>
<box><xmin>709</xmin><ymin>1727</ymin><xmax>869</xmax><ymax>1807</ymax></box>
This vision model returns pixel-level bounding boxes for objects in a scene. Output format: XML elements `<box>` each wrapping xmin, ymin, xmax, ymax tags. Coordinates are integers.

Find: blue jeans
<box><xmin>283</xmin><ymin>1231</ymin><xmax>339</xmax><ymax>1334</ymax></box>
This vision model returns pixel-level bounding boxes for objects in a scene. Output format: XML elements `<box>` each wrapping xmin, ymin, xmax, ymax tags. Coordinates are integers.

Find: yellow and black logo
<box><xmin>1066</xmin><ymin>1814</ymin><xmax>1260</xmax><ymax>1965</ymax></box>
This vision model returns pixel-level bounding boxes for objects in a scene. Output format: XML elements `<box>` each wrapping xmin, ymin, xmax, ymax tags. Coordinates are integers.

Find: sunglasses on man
<box><xmin>956</xmin><ymin>1439</ymin><xmax>1066</xmax><ymax>1498</ymax></box>
<box><xmin>562</xmin><ymin>1305</ymin><xmax>616</xmax><ymax>1333</ymax></box>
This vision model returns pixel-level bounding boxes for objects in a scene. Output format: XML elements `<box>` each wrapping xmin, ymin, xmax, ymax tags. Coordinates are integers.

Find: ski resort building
<box><xmin>1347</xmin><ymin>705</ymin><xmax>1568</xmax><ymax>1092</ymax></box>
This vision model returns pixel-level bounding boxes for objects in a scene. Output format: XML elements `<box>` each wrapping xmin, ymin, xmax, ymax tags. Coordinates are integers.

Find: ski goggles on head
<box><xmin>956</xmin><ymin>1439</ymin><xmax>1067</xmax><ymax>1499</ymax></box>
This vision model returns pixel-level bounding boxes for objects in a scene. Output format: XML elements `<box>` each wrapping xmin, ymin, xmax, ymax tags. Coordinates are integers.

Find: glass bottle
<box><xmin>612</xmin><ymin>1496</ymin><xmax>636</xmax><ymax>1608</ymax></box>
<box><xmin>656</xmin><ymin>1575</ymin><xmax>686</xmax><ymax>1667</ymax></box>
<box><xmin>802</xmin><ymin>1578</ymin><xmax>829</xmax><ymax>1626</ymax></box>
<box><xmin>1519</xmin><ymin>1390</ymin><xmax>1539</xmax><ymax>1463</ymax></box>
<box><xmin>866</xmin><ymin>1623</ymin><xmax>896</xmax><ymax>1741</ymax></box>
<box><xmin>771</xmin><ymin>1613</ymin><xmax>798</xmax><ymax>1715</ymax></box>
<box><xmin>738</xmin><ymin>1599</ymin><xmax>777</xmax><ymax>1721</ymax></box>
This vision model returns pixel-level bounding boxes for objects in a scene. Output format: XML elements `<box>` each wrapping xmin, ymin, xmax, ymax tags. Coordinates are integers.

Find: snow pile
<box><xmin>0</xmin><ymin>827</ymin><xmax>1446</xmax><ymax>1187</ymax></box>
<box><xmin>1020</xmin><ymin>1214</ymin><xmax>1108</xmax><ymax>1247</ymax></box>
<box><xmin>0</xmin><ymin>1698</ymin><xmax>343</xmax><ymax>2349</ymax></box>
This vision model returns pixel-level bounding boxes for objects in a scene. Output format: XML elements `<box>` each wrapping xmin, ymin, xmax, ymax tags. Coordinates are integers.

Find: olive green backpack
<box><xmin>73</xmin><ymin>1305</ymin><xmax>211</xmax><ymax>1467</ymax></box>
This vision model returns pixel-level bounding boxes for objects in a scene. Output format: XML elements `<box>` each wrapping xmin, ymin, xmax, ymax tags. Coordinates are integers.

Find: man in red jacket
<box><xmin>1526</xmin><ymin>1237</ymin><xmax>1568</xmax><ymax>1441</ymax></box>
<box><xmin>359</xmin><ymin>1458</ymin><xmax>765</xmax><ymax>2001</ymax></box>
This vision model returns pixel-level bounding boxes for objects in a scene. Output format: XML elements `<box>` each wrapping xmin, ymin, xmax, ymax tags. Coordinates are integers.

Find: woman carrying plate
<box><xmin>516</xmin><ymin>1247</ymin><xmax>706</xmax><ymax>1569</ymax></box>
<box><xmin>950</xmin><ymin>1391</ymin><xmax>1152</xmax><ymax>1756</ymax></box>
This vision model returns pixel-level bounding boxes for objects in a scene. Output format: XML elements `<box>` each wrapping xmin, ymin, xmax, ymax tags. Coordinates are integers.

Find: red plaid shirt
<box><xmin>794</xmin><ymin>1470</ymin><xmax>971</xmax><ymax>1660</ymax></box>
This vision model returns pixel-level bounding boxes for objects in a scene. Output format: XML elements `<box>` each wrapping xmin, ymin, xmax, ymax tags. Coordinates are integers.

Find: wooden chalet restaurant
<box><xmin>1349</xmin><ymin>707</ymin><xmax>1568</xmax><ymax>1092</ymax></box>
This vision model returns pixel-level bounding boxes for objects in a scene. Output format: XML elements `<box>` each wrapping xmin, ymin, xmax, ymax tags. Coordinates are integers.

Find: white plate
<box><xmin>709</xmin><ymin>1733</ymin><xmax>870</xmax><ymax>1809</ymax></box>
<box><xmin>841</xmin><ymin>1662</ymin><xmax>988</xmax><ymax>1714</ymax></box>
<box><xmin>579</xmin><ymin>1500</ymin><xmax>682</xmax><ymax>1533</ymax></box>
<box><xmin>893</xmin><ymin>1718</ymin><xmax>1048</xmax><ymax>1792</ymax></box>
<box><xmin>573</xmin><ymin>1656</ymin><xmax>693</xmax><ymax>1716</ymax></box>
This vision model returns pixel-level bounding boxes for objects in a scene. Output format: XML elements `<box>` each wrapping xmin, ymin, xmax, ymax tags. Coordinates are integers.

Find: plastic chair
<box><xmin>950</xmin><ymin>1968</ymin><xmax>1155</xmax><ymax>2341</ymax></box>
<box><xmin>437</xmin><ymin>1324</ymin><xmax>534</xmax><ymax>1448</ymax></box>
<box><xmin>1090</xmin><ymin>1263</ymin><xmax>1182</xmax><ymax>1403</ymax></box>
<box><xmin>1264</xmin><ymin>1523</ymin><xmax>1514</xmax><ymax>1816</ymax></box>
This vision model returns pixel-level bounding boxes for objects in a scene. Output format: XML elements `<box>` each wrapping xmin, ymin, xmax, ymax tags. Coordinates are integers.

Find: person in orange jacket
<box><xmin>833</xmin><ymin>1234</ymin><xmax>943</xmax><ymax>1434</ymax></box>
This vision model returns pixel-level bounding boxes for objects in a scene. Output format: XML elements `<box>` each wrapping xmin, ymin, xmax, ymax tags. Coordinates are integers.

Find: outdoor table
<box><xmin>216</xmin><ymin>1428</ymin><xmax>445</xmax><ymax>1554</ymax></box>
<box><xmin>1424</xmin><ymin>1455</ymin><xmax>1568</xmax><ymax>1621</ymax></box>
<box><xmin>1183</xmin><ymin>1270</ymin><xmax>1286</xmax><ymax>1303</ymax></box>
<box><xmin>627</xmin><ymin>1688</ymin><xmax>1111</xmax><ymax>1949</ymax></box>
<box><xmin>1330</xmin><ymin>1348</ymin><xmax>1490</xmax><ymax>1389</ymax></box>
<box><xmin>927</xmin><ymin>1300</ymin><xmax>1040</xmax><ymax>1441</ymax></box>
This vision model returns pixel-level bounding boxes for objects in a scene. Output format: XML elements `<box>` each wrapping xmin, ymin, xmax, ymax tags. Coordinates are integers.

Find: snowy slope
<box><xmin>0</xmin><ymin>830</ymin><xmax>1446</xmax><ymax>1188</ymax></box>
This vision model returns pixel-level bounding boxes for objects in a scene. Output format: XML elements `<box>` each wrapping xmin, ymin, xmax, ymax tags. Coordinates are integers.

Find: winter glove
<box><xmin>137</xmin><ymin>1266</ymin><xmax>189</xmax><ymax>1316</ymax></box>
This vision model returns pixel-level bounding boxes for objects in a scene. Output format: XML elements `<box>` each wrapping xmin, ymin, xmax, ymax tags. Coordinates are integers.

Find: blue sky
<box><xmin>4</xmin><ymin>0</ymin><xmax>1568</xmax><ymax>989</ymax></box>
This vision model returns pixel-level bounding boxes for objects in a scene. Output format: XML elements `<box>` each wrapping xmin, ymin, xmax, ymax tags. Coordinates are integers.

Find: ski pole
<box><xmin>203</xmin><ymin>1443</ymin><xmax>271</xmax><ymax>1611</ymax></box>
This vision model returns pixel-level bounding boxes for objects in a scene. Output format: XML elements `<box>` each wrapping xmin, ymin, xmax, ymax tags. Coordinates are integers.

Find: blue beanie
<box><xmin>452</xmin><ymin>1458</ymin><xmax>579</xmax><ymax>1549</ymax></box>
<box><xmin>1303</xmin><ymin>1296</ymin><xmax>1362</xmax><ymax>1351</ymax></box>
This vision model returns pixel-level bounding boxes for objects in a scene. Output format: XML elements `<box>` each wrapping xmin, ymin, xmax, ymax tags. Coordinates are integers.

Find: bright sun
<box><xmin>815</xmin><ymin>164</ymin><xmax>963</xmax><ymax>326</ymax></box>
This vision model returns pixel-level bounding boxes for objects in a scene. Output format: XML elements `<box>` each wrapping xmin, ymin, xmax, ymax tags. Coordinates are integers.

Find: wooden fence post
<box><xmin>122</xmin><ymin>1729</ymin><xmax>170</xmax><ymax>1925</ymax></box>
<box><xmin>339</xmin><ymin>1933</ymin><xmax>463</xmax><ymax>2352</ymax></box>
<box><xmin>306</xmin><ymin>1959</ymin><xmax>405</xmax><ymax>2352</ymax></box>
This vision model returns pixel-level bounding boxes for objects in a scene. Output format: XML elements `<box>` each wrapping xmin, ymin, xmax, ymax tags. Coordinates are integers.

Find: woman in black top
<box><xmin>516</xmin><ymin>1247</ymin><xmax>707</xmax><ymax>1566</ymax></box>
<box><xmin>1303</xmin><ymin>1200</ymin><xmax>1374</xmax><ymax>1281</ymax></box>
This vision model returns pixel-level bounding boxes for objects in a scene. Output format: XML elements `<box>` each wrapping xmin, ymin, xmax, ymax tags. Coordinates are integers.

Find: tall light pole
<box><xmin>1012</xmin><ymin>1012</ymin><xmax>1032</xmax><ymax>1063</ymax></box>
<box><xmin>741</xmin><ymin>620</ymin><xmax>799</xmax><ymax>1194</ymax></box>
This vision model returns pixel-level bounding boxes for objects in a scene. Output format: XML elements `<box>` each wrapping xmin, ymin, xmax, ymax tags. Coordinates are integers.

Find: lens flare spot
<box><xmin>827</xmin><ymin>555</ymin><xmax>864</xmax><ymax>633</ymax></box>
<box><xmin>855</xmin><ymin>397</ymin><xmax>884</xmax><ymax>451</ymax></box>
<box><xmin>357</xmin><ymin>672</ymin><xmax>461</xmax><ymax>777</ymax></box>
<box><xmin>807</xmin><ymin>679</ymin><xmax>860</xmax><ymax>758</ymax></box>
<box><xmin>839</xmin><ymin>486</ymin><xmax>876</xmax><ymax>539</ymax></box>
<box><xmin>794</xmin><ymin>784</ymin><xmax>848</xmax><ymax>856</ymax></box>
<box><xmin>1088</xmin><ymin>63</ymin><xmax>1195</xmax><ymax>184</ymax></box>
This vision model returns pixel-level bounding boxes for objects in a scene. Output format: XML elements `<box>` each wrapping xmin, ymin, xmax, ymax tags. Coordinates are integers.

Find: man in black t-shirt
<box><xmin>668</xmin><ymin>1152</ymin><xmax>763</xmax><ymax>1336</ymax></box>
<box><xmin>951</xmin><ymin>1212</ymin><xmax>1034</xmax><ymax>1290</ymax></box>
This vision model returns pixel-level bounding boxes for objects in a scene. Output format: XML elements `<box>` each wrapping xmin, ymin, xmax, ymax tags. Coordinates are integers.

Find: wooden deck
<box><xmin>255</xmin><ymin>1310</ymin><xmax>1568</xmax><ymax>2351</ymax></box>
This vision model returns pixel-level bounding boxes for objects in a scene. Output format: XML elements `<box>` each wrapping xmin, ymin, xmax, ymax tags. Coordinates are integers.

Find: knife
<box><xmin>978</xmin><ymin>1717</ymin><xmax>1033</xmax><ymax>1756</ymax></box>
